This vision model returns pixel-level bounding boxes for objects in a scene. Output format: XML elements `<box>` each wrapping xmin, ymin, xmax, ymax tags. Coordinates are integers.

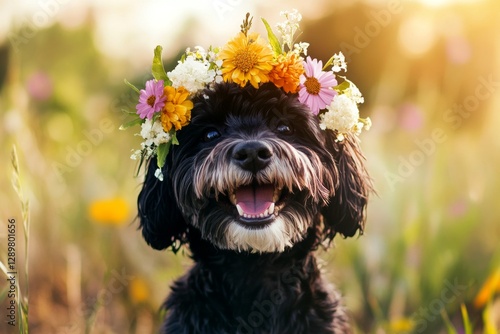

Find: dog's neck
<box><xmin>188</xmin><ymin>226</ymin><xmax>320</xmax><ymax>263</ymax></box>
<box><xmin>186</xmin><ymin>227</ymin><xmax>325</xmax><ymax>299</ymax></box>
<box><xmin>163</xmin><ymin>227</ymin><xmax>345</xmax><ymax>332</ymax></box>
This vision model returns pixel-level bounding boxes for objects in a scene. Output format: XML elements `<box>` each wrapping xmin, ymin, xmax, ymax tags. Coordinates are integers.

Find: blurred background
<box><xmin>1</xmin><ymin>0</ymin><xmax>499</xmax><ymax>333</ymax></box>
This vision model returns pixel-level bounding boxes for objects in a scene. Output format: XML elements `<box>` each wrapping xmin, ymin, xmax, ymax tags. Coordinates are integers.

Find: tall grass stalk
<box><xmin>10</xmin><ymin>145</ymin><xmax>30</xmax><ymax>334</ymax></box>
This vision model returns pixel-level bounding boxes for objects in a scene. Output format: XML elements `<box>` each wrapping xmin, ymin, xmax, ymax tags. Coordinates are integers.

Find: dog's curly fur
<box><xmin>137</xmin><ymin>82</ymin><xmax>372</xmax><ymax>333</ymax></box>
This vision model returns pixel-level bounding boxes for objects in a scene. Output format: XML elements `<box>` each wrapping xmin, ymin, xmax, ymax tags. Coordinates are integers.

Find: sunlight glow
<box><xmin>415</xmin><ymin>0</ymin><xmax>486</xmax><ymax>7</ymax></box>
<box><xmin>398</xmin><ymin>15</ymin><xmax>437</xmax><ymax>57</ymax></box>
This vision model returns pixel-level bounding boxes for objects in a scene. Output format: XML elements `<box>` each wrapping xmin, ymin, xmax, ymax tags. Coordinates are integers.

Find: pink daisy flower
<box><xmin>136</xmin><ymin>79</ymin><xmax>166</xmax><ymax>119</ymax></box>
<box><xmin>298</xmin><ymin>56</ymin><xmax>337</xmax><ymax>115</ymax></box>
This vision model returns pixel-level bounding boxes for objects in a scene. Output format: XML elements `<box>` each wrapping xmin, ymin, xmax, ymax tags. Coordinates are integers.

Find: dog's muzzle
<box><xmin>229</xmin><ymin>141</ymin><xmax>282</xmax><ymax>227</ymax></box>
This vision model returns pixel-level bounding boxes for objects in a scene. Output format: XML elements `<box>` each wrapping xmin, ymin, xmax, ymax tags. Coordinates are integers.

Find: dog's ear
<box><xmin>137</xmin><ymin>157</ymin><xmax>188</xmax><ymax>252</ymax></box>
<box><xmin>321</xmin><ymin>131</ymin><xmax>373</xmax><ymax>239</ymax></box>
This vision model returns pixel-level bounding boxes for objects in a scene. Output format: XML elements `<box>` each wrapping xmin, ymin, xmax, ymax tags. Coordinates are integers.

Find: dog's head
<box><xmin>138</xmin><ymin>82</ymin><xmax>372</xmax><ymax>253</ymax></box>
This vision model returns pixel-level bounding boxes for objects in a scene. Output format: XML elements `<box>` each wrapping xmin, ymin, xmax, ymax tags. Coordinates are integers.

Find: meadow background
<box><xmin>1</xmin><ymin>0</ymin><xmax>499</xmax><ymax>333</ymax></box>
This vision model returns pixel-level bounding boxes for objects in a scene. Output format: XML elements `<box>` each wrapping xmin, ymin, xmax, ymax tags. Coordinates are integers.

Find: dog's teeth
<box><xmin>236</xmin><ymin>204</ymin><xmax>244</xmax><ymax>216</ymax></box>
<box><xmin>269</xmin><ymin>202</ymin><xmax>275</xmax><ymax>215</ymax></box>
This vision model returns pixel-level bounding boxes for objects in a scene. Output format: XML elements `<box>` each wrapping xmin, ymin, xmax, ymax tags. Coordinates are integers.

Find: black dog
<box><xmin>138</xmin><ymin>82</ymin><xmax>372</xmax><ymax>333</ymax></box>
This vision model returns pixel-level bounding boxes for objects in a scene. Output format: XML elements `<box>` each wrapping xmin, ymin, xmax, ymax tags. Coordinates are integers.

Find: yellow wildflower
<box><xmin>161</xmin><ymin>86</ymin><xmax>193</xmax><ymax>132</ymax></box>
<box><xmin>388</xmin><ymin>317</ymin><xmax>414</xmax><ymax>332</ymax></box>
<box><xmin>88</xmin><ymin>197</ymin><xmax>129</xmax><ymax>225</ymax></box>
<box><xmin>218</xmin><ymin>32</ymin><xmax>274</xmax><ymax>88</ymax></box>
<box><xmin>128</xmin><ymin>277</ymin><xmax>150</xmax><ymax>304</ymax></box>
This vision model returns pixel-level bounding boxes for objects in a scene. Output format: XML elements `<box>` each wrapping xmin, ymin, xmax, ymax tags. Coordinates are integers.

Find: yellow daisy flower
<box><xmin>218</xmin><ymin>32</ymin><xmax>274</xmax><ymax>89</ymax></box>
<box><xmin>161</xmin><ymin>86</ymin><xmax>193</xmax><ymax>132</ymax></box>
<box><xmin>268</xmin><ymin>53</ymin><xmax>304</xmax><ymax>94</ymax></box>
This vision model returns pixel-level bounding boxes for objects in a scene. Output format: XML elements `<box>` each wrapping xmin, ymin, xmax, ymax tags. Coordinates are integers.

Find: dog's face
<box><xmin>138</xmin><ymin>82</ymin><xmax>371</xmax><ymax>253</ymax></box>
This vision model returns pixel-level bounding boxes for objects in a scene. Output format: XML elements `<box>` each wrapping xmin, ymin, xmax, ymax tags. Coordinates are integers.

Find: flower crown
<box><xmin>121</xmin><ymin>10</ymin><xmax>371</xmax><ymax>180</ymax></box>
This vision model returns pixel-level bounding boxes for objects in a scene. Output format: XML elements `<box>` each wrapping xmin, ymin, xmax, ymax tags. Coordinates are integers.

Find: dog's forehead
<box><xmin>193</xmin><ymin>84</ymin><xmax>312</xmax><ymax>127</ymax></box>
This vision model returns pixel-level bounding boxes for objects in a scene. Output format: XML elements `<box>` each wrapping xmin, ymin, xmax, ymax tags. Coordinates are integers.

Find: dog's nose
<box><xmin>232</xmin><ymin>141</ymin><xmax>273</xmax><ymax>173</ymax></box>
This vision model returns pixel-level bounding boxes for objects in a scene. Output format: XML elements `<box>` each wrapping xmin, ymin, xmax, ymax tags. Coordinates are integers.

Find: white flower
<box><xmin>331</xmin><ymin>52</ymin><xmax>347</xmax><ymax>73</ymax></box>
<box><xmin>344</xmin><ymin>79</ymin><xmax>364</xmax><ymax>104</ymax></box>
<box><xmin>320</xmin><ymin>94</ymin><xmax>360</xmax><ymax>136</ymax></box>
<box><xmin>353</xmin><ymin>122</ymin><xmax>364</xmax><ymax>135</ymax></box>
<box><xmin>139</xmin><ymin>118</ymin><xmax>171</xmax><ymax>146</ymax></box>
<box><xmin>293</xmin><ymin>42</ymin><xmax>309</xmax><ymax>56</ymax></box>
<box><xmin>192</xmin><ymin>46</ymin><xmax>207</xmax><ymax>59</ymax></box>
<box><xmin>130</xmin><ymin>149</ymin><xmax>142</xmax><ymax>160</ymax></box>
<box><xmin>276</xmin><ymin>9</ymin><xmax>302</xmax><ymax>50</ymax></box>
<box><xmin>364</xmin><ymin>117</ymin><xmax>372</xmax><ymax>130</ymax></box>
<box><xmin>214</xmin><ymin>73</ymin><xmax>223</xmax><ymax>84</ymax></box>
<box><xmin>168</xmin><ymin>55</ymin><xmax>215</xmax><ymax>93</ymax></box>
<box><xmin>154</xmin><ymin>168</ymin><xmax>164</xmax><ymax>181</ymax></box>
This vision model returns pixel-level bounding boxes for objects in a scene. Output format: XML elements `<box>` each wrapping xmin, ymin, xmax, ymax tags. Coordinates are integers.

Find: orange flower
<box><xmin>161</xmin><ymin>86</ymin><xmax>193</xmax><ymax>132</ymax></box>
<box><xmin>218</xmin><ymin>32</ymin><xmax>274</xmax><ymax>88</ymax></box>
<box><xmin>474</xmin><ymin>267</ymin><xmax>500</xmax><ymax>308</ymax></box>
<box><xmin>88</xmin><ymin>198</ymin><xmax>130</xmax><ymax>225</ymax></box>
<box><xmin>268</xmin><ymin>53</ymin><xmax>304</xmax><ymax>93</ymax></box>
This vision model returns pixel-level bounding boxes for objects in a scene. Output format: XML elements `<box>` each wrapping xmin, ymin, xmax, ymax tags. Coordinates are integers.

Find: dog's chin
<box><xmin>224</xmin><ymin>217</ymin><xmax>301</xmax><ymax>253</ymax></box>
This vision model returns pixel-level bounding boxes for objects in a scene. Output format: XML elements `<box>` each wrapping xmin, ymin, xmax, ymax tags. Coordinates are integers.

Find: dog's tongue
<box><xmin>235</xmin><ymin>185</ymin><xmax>274</xmax><ymax>216</ymax></box>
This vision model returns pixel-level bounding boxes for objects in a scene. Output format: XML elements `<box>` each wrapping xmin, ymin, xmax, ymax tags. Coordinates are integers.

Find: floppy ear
<box><xmin>137</xmin><ymin>157</ymin><xmax>188</xmax><ymax>251</ymax></box>
<box><xmin>321</xmin><ymin>131</ymin><xmax>373</xmax><ymax>239</ymax></box>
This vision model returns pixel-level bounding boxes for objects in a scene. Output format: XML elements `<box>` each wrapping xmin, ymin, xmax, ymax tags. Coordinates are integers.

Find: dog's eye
<box><xmin>276</xmin><ymin>123</ymin><xmax>293</xmax><ymax>135</ymax></box>
<box><xmin>203</xmin><ymin>129</ymin><xmax>221</xmax><ymax>142</ymax></box>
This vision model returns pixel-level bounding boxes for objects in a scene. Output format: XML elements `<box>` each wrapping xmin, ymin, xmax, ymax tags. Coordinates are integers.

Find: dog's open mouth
<box><xmin>226</xmin><ymin>183</ymin><xmax>285</xmax><ymax>228</ymax></box>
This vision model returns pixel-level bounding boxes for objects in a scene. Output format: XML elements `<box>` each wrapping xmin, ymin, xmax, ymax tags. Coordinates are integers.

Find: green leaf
<box><xmin>171</xmin><ymin>131</ymin><xmax>179</xmax><ymax>145</ymax></box>
<box><xmin>261</xmin><ymin>18</ymin><xmax>283</xmax><ymax>56</ymax></box>
<box><xmin>124</xmin><ymin>79</ymin><xmax>140</xmax><ymax>93</ymax></box>
<box><xmin>119</xmin><ymin>117</ymin><xmax>143</xmax><ymax>130</ymax></box>
<box><xmin>156</xmin><ymin>142</ymin><xmax>171</xmax><ymax>168</ymax></box>
<box><xmin>152</xmin><ymin>46</ymin><xmax>171</xmax><ymax>85</ymax></box>
<box><xmin>322</xmin><ymin>55</ymin><xmax>335</xmax><ymax>70</ymax></box>
<box><xmin>334</xmin><ymin>80</ymin><xmax>351</xmax><ymax>93</ymax></box>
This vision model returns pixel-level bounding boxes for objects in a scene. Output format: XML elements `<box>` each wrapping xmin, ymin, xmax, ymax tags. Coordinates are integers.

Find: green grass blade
<box><xmin>123</xmin><ymin>78</ymin><xmax>140</xmax><ymax>93</ymax></box>
<box><xmin>10</xmin><ymin>146</ymin><xmax>30</xmax><ymax>334</ymax></box>
<box><xmin>460</xmin><ymin>304</ymin><xmax>473</xmax><ymax>334</ymax></box>
<box><xmin>441</xmin><ymin>309</ymin><xmax>458</xmax><ymax>334</ymax></box>
<box><xmin>0</xmin><ymin>261</ymin><xmax>8</xmax><ymax>276</ymax></box>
